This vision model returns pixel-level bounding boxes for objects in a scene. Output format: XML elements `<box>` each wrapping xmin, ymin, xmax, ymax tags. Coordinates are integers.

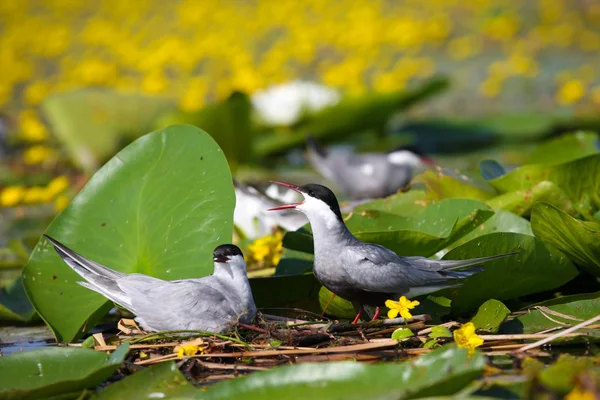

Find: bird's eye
<box><xmin>308</xmin><ymin>190</ymin><xmax>315</xmax><ymax>196</ymax></box>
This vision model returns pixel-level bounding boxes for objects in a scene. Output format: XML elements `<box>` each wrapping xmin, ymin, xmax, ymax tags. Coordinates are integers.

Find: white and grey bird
<box><xmin>44</xmin><ymin>235</ymin><xmax>257</xmax><ymax>333</ymax></box>
<box><xmin>268</xmin><ymin>182</ymin><xmax>517</xmax><ymax>323</ymax></box>
<box><xmin>306</xmin><ymin>136</ymin><xmax>434</xmax><ymax>200</ymax></box>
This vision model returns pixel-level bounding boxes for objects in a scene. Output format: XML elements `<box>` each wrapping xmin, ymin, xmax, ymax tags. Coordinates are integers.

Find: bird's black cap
<box><xmin>213</xmin><ymin>244</ymin><xmax>243</xmax><ymax>259</ymax></box>
<box><xmin>299</xmin><ymin>183</ymin><xmax>343</xmax><ymax>221</ymax></box>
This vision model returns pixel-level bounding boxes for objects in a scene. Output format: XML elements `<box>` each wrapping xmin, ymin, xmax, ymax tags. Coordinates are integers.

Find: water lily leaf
<box><xmin>319</xmin><ymin>286</ymin><xmax>355</xmax><ymax>319</ymax></box>
<box><xmin>201</xmin><ymin>345</ymin><xmax>484</xmax><ymax>400</ymax></box>
<box><xmin>451</xmin><ymin>210</ymin><xmax>533</xmax><ymax>249</ymax></box>
<box><xmin>391</xmin><ymin>327</ymin><xmax>413</xmax><ymax>341</ymax></box>
<box><xmin>538</xmin><ymin>355</ymin><xmax>596</xmax><ymax>395</ymax></box>
<box><xmin>94</xmin><ymin>361</ymin><xmax>195</xmax><ymax>399</ymax></box>
<box><xmin>528</xmin><ymin>131</ymin><xmax>599</xmax><ymax>165</ymax></box>
<box><xmin>352</xmin><ymin>190</ymin><xmax>430</xmax><ymax>216</ymax></box>
<box><xmin>22</xmin><ymin>125</ymin><xmax>235</xmax><ymax>342</ymax></box>
<box><xmin>479</xmin><ymin>160</ymin><xmax>506</xmax><ymax>181</ymax></box>
<box><xmin>275</xmin><ymin>249</ymin><xmax>314</xmax><ymax>276</ymax></box>
<box><xmin>0</xmin><ymin>343</ymin><xmax>129</xmax><ymax>400</ymax></box>
<box><xmin>42</xmin><ymin>89</ymin><xmax>176</xmax><ymax>173</ymax></box>
<box><xmin>489</xmin><ymin>154</ymin><xmax>600</xmax><ymax>219</ymax></box>
<box><xmin>0</xmin><ymin>277</ymin><xmax>36</xmax><ymax>322</ymax></box>
<box><xmin>250</xmin><ymin>274</ymin><xmax>321</xmax><ymax>313</ymax></box>
<box><xmin>414</xmin><ymin>170</ymin><xmax>495</xmax><ymax>202</ymax></box>
<box><xmin>531</xmin><ymin>202</ymin><xmax>600</xmax><ymax>276</ymax></box>
<box><xmin>441</xmin><ymin>232</ymin><xmax>578</xmax><ymax>314</ymax></box>
<box><xmin>524</xmin><ymin>291</ymin><xmax>600</xmax><ymax>308</ymax></box>
<box><xmin>486</xmin><ymin>181</ymin><xmax>577</xmax><ymax>217</ymax></box>
<box><xmin>470</xmin><ymin>299</ymin><xmax>510</xmax><ymax>333</ymax></box>
<box><xmin>501</xmin><ymin>298</ymin><xmax>600</xmax><ymax>334</ymax></box>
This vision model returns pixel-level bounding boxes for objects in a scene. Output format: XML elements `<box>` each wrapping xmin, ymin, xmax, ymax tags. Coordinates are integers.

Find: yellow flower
<box><xmin>54</xmin><ymin>194</ymin><xmax>70</xmax><ymax>212</ymax></box>
<box><xmin>175</xmin><ymin>344</ymin><xmax>204</xmax><ymax>359</ymax></box>
<box><xmin>46</xmin><ymin>176</ymin><xmax>70</xmax><ymax>198</ymax></box>
<box><xmin>23</xmin><ymin>145</ymin><xmax>53</xmax><ymax>165</ymax></box>
<box><xmin>565</xmin><ymin>386</ymin><xmax>596</xmax><ymax>400</ymax></box>
<box><xmin>453</xmin><ymin>322</ymin><xmax>484</xmax><ymax>356</ymax></box>
<box><xmin>557</xmin><ymin>79</ymin><xmax>586</xmax><ymax>105</ymax></box>
<box><xmin>0</xmin><ymin>186</ymin><xmax>25</xmax><ymax>207</ymax></box>
<box><xmin>385</xmin><ymin>296</ymin><xmax>420</xmax><ymax>319</ymax></box>
<box><xmin>23</xmin><ymin>186</ymin><xmax>46</xmax><ymax>205</ymax></box>
<box><xmin>19</xmin><ymin>111</ymin><xmax>49</xmax><ymax>142</ymax></box>
<box><xmin>24</xmin><ymin>81</ymin><xmax>52</xmax><ymax>106</ymax></box>
<box><xmin>247</xmin><ymin>231</ymin><xmax>283</xmax><ymax>266</ymax></box>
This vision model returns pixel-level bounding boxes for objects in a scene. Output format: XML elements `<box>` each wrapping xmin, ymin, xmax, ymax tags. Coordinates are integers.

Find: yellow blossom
<box><xmin>23</xmin><ymin>145</ymin><xmax>53</xmax><ymax>165</ymax></box>
<box><xmin>24</xmin><ymin>81</ymin><xmax>53</xmax><ymax>106</ymax></box>
<box><xmin>175</xmin><ymin>339</ymin><xmax>205</xmax><ymax>359</ymax></box>
<box><xmin>54</xmin><ymin>194</ymin><xmax>70</xmax><ymax>212</ymax></box>
<box><xmin>453</xmin><ymin>322</ymin><xmax>484</xmax><ymax>356</ymax></box>
<box><xmin>565</xmin><ymin>386</ymin><xmax>596</xmax><ymax>400</ymax></box>
<box><xmin>23</xmin><ymin>186</ymin><xmax>46</xmax><ymax>205</ymax></box>
<box><xmin>46</xmin><ymin>176</ymin><xmax>70</xmax><ymax>198</ymax></box>
<box><xmin>1</xmin><ymin>186</ymin><xmax>26</xmax><ymax>207</ymax></box>
<box><xmin>19</xmin><ymin>111</ymin><xmax>49</xmax><ymax>142</ymax></box>
<box><xmin>247</xmin><ymin>231</ymin><xmax>283</xmax><ymax>266</ymax></box>
<box><xmin>385</xmin><ymin>296</ymin><xmax>420</xmax><ymax>319</ymax></box>
<box><xmin>557</xmin><ymin>79</ymin><xmax>586</xmax><ymax>105</ymax></box>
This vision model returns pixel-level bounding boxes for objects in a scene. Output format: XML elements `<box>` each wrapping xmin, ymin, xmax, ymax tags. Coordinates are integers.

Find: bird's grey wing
<box><xmin>119</xmin><ymin>277</ymin><xmax>237</xmax><ymax>332</ymax></box>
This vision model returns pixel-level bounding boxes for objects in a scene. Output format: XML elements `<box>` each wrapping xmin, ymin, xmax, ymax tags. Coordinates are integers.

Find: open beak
<box><xmin>267</xmin><ymin>181</ymin><xmax>304</xmax><ymax>211</ymax></box>
<box><xmin>213</xmin><ymin>256</ymin><xmax>231</xmax><ymax>263</ymax></box>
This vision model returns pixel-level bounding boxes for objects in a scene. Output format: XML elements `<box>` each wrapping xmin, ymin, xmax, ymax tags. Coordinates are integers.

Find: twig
<box><xmin>514</xmin><ymin>314</ymin><xmax>600</xmax><ymax>353</ymax></box>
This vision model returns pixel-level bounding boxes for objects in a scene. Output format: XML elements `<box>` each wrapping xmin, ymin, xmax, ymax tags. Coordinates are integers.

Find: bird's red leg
<box><xmin>370</xmin><ymin>306</ymin><xmax>381</xmax><ymax>321</ymax></box>
<box><xmin>351</xmin><ymin>305</ymin><xmax>364</xmax><ymax>324</ymax></box>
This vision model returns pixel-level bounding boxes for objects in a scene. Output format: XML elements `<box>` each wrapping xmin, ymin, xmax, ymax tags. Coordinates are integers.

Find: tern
<box><xmin>268</xmin><ymin>182</ymin><xmax>517</xmax><ymax>323</ymax></box>
<box><xmin>44</xmin><ymin>235</ymin><xmax>257</xmax><ymax>333</ymax></box>
<box><xmin>306</xmin><ymin>136</ymin><xmax>434</xmax><ymax>200</ymax></box>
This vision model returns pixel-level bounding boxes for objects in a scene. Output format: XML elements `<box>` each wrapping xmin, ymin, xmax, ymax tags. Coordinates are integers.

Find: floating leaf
<box><xmin>0</xmin><ymin>343</ymin><xmax>129</xmax><ymax>400</ymax></box>
<box><xmin>489</xmin><ymin>154</ymin><xmax>600</xmax><ymax>219</ymax></box>
<box><xmin>430</xmin><ymin>326</ymin><xmax>453</xmax><ymax>339</ymax></box>
<box><xmin>319</xmin><ymin>286</ymin><xmax>355</xmax><ymax>319</ymax></box>
<box><xmin>250</xmin><ymin>274</ymin><xmax>321</xmax><ymax>313</ymax></box>
<box><xmin>539</xmin><ymin>355</ymin><xmax>596</xmax><ymax>395</ymax></box>
<box><xmin>94</xmin><ymin>361</ymin><xmax>195</xmax><ymax>399</ymax></box>
<box><xmin>391</xmin><ymin>328</ymin><xmax>414</xmax><ymax>341</ymax></box>
<box><xmin>414</xmin><ymin>169</ymin><xmax>494</xmax><ymax>202</ymax></box>
<box><xmin>470</xmin><ymin>299</ymin><xmax>511</xmax><ymax>333</ymax></box>
<box><xmin>42</xmin><ymin>89</ymin><xmax>176</xmax><ymax>173</ymax></box>
<box><xmin>501</xmin><ymin>298</ymin><xmax>600</xmax><ymax>334</ymax></box>
<box><xmin>486</xmin><ymin>181</ymin><xmax>577</xmax><ymax>217</ymax></box>
<box><xmin>528</xmin><ymin>131</ymin><xmax>599</xmax><ymax>165</ymax></box>
<box><xmin>201</xmin><ymin>345</ymin><xmax>484</xmax><ymax>400</ymax></box>
<box><xmin>531</xmin><ymin>202</ymin><xmax>600</xmax><ymax>276</ymax></box>
<box><xmin>352</xmin><ymin>190</ymin><xmax>430</xmax><ymax>216</ymax></box>
<box><xmin>23</xmin><ymin>125</ymin><xmax>235</xmax><ymax>342</ymax></box>
<box><xmin>0</xmin><ymin>277</ymin><xmax>36</xmax><ymax>323</ymax></box>
<box><xmin>451</xmin><ymin>210</ymin><xmax>533</xmax><ymax>249</ymax></box>
<box><xmin>442</xmin><ymin>232</ymin><xmax>578</xmax><ymax>314</ymax></box>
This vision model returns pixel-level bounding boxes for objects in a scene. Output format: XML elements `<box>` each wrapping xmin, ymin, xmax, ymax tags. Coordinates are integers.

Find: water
<box><xmin>0</xmin><ymin>325</ymin><xmax>56</xmax><ymax>355</ymax></box>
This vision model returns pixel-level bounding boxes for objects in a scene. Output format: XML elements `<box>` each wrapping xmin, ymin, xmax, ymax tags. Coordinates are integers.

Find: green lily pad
<box><xmin>430</xmin><ymin>326</ymin><xmax>453</xmax><ymax>338</ymax></box>
<box><xmin>528</xmin><ymin>131</ymin><xmax>599</xmax><ymax>165</ymax></box>
<box><xmin>391</xmin><ymin>327</ymin><xmax>414</xmax><ymax>341</ymax></box>
<box><xmin>22</xmin><ymin>125</ymin><xmax>235</xmax><ymax>342</ymax></box>
<box><xmin>531</xmin><ymin>202</ymin><xmax>600</xmax><ymax>276</ymax></box>
<box><xmin>538</xmin><ymin>355</ymin><xmax>596</xmax><ymax>395</ymax></box>
<box><xmin>0</xmin><ymin>277</ymin><xmax>36</xmax><ymax>323</ymax></box>
<box><xmin>501</xmin><ymin>298</ymin><xmax>600</xmax><ymax>334</ymax></box>
<box><xmin>352</xmin><ymin>190</ymin><xmax>430</xmax><ymax>216</ymax></box>
<box><xmin>42</xmin><ymin>89</ymin><xmax>176</xmax><ymax>173</ymax></box>
<box><xmin>414</xmin><ymin>170</ymin><xmax>495</xmax><ymax>202</ymax></box>
<box><xmin>524</xmin><ymin>290</ymin><xmax>600</xmax><ymax>308</ymax></box>
<box><xmin>201</xmin><ymin>345</ymin><xmax>484</xmax><ymax>400</ymax></box>
<box><xmin>319</xmin><ymin>286</ymin><xmax>355</xmax><ymax>319</ymax></box>
<box><xmin>275</xmin><ymin>249</ymin><xmax>314</xmax><ymax>276</ymax></box>
<box><xmin>250</xmin><ymin>274</ymin><xmax>321</xmax><ymax>313</ymax></box>
<box><xmin>486</xmin><ymin>181</ymin><xmax>577</xmax><ymax>217</ymax></box>
<box><xmin>0</xmin><ymin>343</ymin><xmax>129</xmax><ymax>400</ymax></box>
<box><xmin>442</xmin><ymin>232</ymin><xmax>578</xmax><ymax>314</ymax></box>
<box><xmin>470</xmin><ymin>299</ymin><xmax>511</xmax><ymax>333</ymax></box>
<box><xmin>489</xmin><ymin>154</ymin><xmax>600</xmax><ymax>219</ymax></box>
<box><xmin>94</xmin><ymin>361</ymin><xmax>195</xmax><ymax>399</ymax></box>
<box><xmin>450</xmin><ymin>210</ymin><xmax>533</xmax><ymax>249</ymax></box>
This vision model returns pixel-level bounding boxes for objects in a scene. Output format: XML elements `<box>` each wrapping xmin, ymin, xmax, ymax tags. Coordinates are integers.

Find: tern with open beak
<box><xmin>45</xmin><ymin>235</ymin><xmax>257</xmax><ymax>333</ymax></box>
<box><xmin>268</xmin><ymin>182</ymin><xmax>517</xmax><ymax>323</ymax></box>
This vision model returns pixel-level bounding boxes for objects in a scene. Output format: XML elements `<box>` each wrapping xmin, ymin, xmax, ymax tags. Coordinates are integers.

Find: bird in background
<box><xmin>44</xmin><ymin>235</ymin><xmax>256</xmax><ymax>333</ymax></box>
<box><xmin>268</xmin><ymin>182</ymin><xmax>517</xmax><ymax>323</ymax></box>
<box><xmin>305</xmin><ymin>136</ymin><xmax>435</xmax><ymax>200</ymax></box>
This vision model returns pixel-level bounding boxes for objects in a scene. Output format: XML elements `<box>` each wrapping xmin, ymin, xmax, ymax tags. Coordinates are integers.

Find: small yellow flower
<box><xmin>453</xmin><ymin>322</ymin><xmax>484</xmax><ymax>356</ymax></box>
<box><xmin>175</xmin><ymin>344</ymin><xmax>204</xmax><ymax>359</ymax></box>
<box><xmin>46</xmin><ymin>176</ymin><xmax>70</xmax><ymax>198</ymax></box>
<box><xmin>1</xmin><ymin>186</ymin><xmax>26</xmax><ymax>207</ymax></box>
<box><xmin>565</xmin><ymin>386</ymin><xmax>596</xmax><ymax>400</ymax></box>
<box><xmin>247</xmin><ymin>231</ymin><xmax>283</xmax><ymax>266</ymax></box>
<box><xmin>54</xmin><ymin>194</ymin><xmax>70</xmax><ymax>212</ymax></box>
<box><xmin>19</xmin><ymin>111</ymin><xmax>49</xmax><ymax>142</ymax></box>
<box><xmin>23</xmin><ymin>186</ymin><xmax>46</xmax><ymax>205</ymax></box>
<box><xmin>385</xmin><ymin>296</ymin><xmax>420</xmax><ymax>319</ymax></box>
<box><xmin>23</xmin><ymin>145</ymin><xmax>53</xmax><ymax>165</ymax></box>
<box><xmin>557</xmin><ymin>79</ymin><xmax>586</xmax><ymax>105</ymax></box>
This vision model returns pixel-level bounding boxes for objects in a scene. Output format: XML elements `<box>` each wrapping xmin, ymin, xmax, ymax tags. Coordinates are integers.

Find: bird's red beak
<box><xmin>267</xmin><ymin>181</ymin><xmax>304</xmax><ymax>211</ymax></box>
<box><xmin>213</xmin><ymin>256</ymin><xmax>231</xmax><ymax>263</ymax></box>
